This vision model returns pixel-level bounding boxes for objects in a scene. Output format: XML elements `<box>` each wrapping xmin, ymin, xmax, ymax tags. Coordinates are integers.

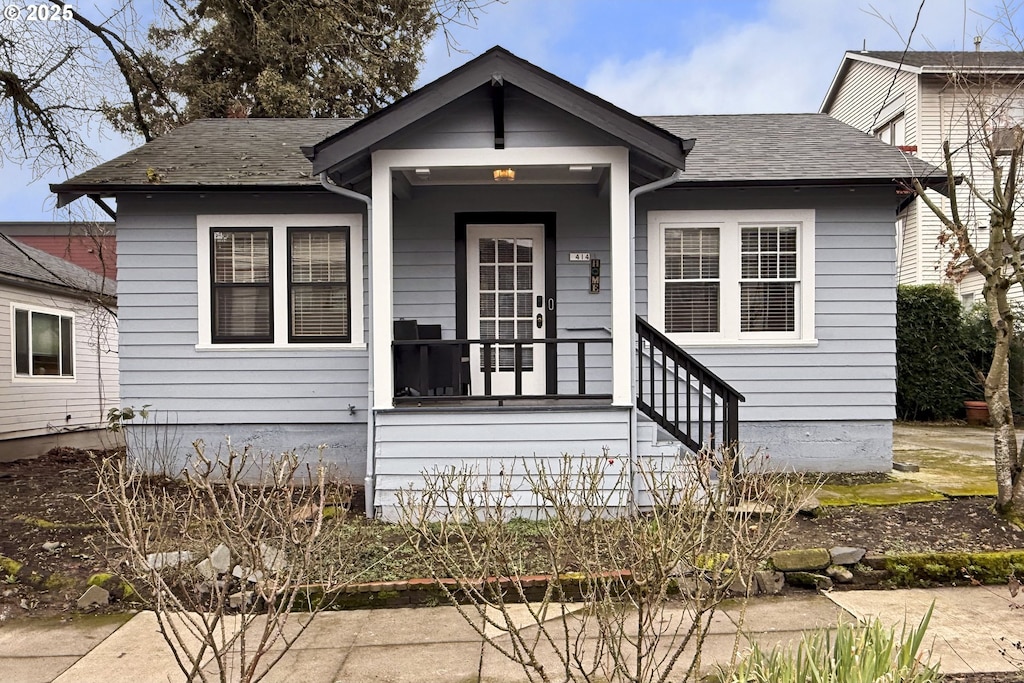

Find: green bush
<box><xmin>896</xmin><ymin>285</ymin><xmax>970</xmax><ymax>420</ymax></box>
<box><xmin>960</xmin><ymin>302</ymin><xmax>1024</xmax><ymax>410</ymax></box>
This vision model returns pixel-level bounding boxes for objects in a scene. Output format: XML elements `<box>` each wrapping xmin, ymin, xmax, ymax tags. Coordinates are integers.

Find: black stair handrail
<box><xmin>636</xmin><ymin>316</ymin><xmax>745</xmax><ymax>453</ymax></box>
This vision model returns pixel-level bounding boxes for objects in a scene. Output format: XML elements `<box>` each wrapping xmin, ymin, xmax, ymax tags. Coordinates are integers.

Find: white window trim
<box><xmin>648</xmin><ymin>209</ymin><xmax>817</xmax><ymax>347</ymax></box>
<box><xmin>10</xmin><ymin>302</ymin><xmax>78</xmax><ymax>383</ymax></box>
<box><xmin>196</xmin><ymin>214</ymin><xmax>365</xmax><ymax>350</ymax></box>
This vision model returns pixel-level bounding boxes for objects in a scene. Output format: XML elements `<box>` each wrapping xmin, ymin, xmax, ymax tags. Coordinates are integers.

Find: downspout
<box><xmin>628</xmin><ymin>169</ymin><xmax>685</xmax><ymax>510</ymax></box>
<box><xmin>320</xmin><ymin>172</ymin><xmax>377</xmax><ymax>519</ymax></box>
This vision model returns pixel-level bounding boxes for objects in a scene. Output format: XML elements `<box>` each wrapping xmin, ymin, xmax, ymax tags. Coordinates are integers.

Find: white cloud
<box><xmin>583</xmin><ymin>0</ymin><xmax>1013</xmax><ymax>115</ymax></box>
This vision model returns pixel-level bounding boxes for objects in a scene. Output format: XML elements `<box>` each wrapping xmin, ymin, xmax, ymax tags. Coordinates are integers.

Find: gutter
<box><xmin>627</xmin><ymin>169</ymin><xmax>685</xmax><ymax>510</ymax></box>
<box><xmin>319</xmin><ymin>172</ymin><xmax>377</xmax><ymax>519</ymax></box>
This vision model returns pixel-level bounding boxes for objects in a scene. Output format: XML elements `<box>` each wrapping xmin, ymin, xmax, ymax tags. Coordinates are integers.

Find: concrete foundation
<box><xmin>739</xmin><ymin>420</ymin><xmax>893</xmax><ymax>472</ymax></box>
<box><xmin>0</xmin><ymin>429</ymin><xmax>120</xmax><ymax>462</ymax></box>
<box><xmin>124</xmin><ymin>422</ymin><xmax>367</xmax><ymax>482</ymax></box>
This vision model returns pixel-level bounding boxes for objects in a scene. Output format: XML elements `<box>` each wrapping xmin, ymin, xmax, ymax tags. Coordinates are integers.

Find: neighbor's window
<box><xmin>14</xmin><ymin>308</ymin><xmax>74</xmax><ymax>377</ymax></box>
<box><xmin>664</xmin><ymin>227</ymin><xmax>719</xmax><ymax>333</ymax></box>
<box><xmin>211</xmin><ymin>228</ymin><xmax>273</xmax><ymax>343</ymax></box>
<box><xmin>288</xmin><ymin>227</ymin><xmax>350</xmax><ymax>342</ymax></box>
<box><xmin>874</xmin><ymin>113</ymin><xmax>906</xmax><ymax>147</ymax></box>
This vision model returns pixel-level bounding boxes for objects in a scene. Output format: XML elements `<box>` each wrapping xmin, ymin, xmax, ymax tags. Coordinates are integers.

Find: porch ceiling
<box><xmin>397</xmin><ymin>164</ymin><xmax>605</xmax><ymax>186</ymax></box>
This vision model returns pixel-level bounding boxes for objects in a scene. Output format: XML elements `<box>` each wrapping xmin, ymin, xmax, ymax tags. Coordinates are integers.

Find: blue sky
<box><xmin>2</xmin><ymin>0</ymin><xmax>1014</xmax><ymax>220</ymax></box>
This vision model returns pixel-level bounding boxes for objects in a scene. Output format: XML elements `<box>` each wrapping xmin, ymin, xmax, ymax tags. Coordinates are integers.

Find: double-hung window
<box><xmin>211</xmin><ymin>228</ymin><xmax>273</xmax><ymax>343</ymax></box>
<box><xmin>198</xmin><ymin>215</ymin><xmax>363</xmax><ymax>347</ymax></box>
<box><xmin>288</xmin><ymin>227</ymin><xmax>350</xmax><ymax>343</ymax></box>
<box><xmin>12</xmin><ymin>306</ymin><xmax>74</xmax><ymax>378</ymax></box>
<box><xmin>648</xmin><ymin>210</ymin><xmax>815</xmax><ymax>344</ymax></box>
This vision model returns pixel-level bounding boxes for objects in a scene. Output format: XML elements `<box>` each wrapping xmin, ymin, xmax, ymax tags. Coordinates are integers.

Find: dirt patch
<box><xmin>4</xmin><ymin>447</ymin><xmax>1024</xmax><ymax>625</ymax></box>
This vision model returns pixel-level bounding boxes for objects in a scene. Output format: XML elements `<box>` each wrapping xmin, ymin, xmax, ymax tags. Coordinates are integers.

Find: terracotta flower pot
<box><xmin>964</xmin><ymin>400</ymin><xmax>991</xmax><ymax>426</ymax></box>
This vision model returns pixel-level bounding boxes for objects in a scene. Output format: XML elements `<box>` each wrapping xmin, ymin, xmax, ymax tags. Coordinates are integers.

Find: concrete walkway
<box><xmin>0</xmin><ymin>586</ymin><xmax>1017</xmax><ymax>682</ymax></box>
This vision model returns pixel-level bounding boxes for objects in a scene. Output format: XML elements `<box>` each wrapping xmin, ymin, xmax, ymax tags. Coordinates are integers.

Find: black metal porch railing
<box><xmin>393</xmin><ymin>337</ymin><xmax>613</xmax><ymax>404</ymax></box>
<box><xmin>636</xmin><ymin>316</ymin><xmax>745</xmax><ymax>453</ymax></box>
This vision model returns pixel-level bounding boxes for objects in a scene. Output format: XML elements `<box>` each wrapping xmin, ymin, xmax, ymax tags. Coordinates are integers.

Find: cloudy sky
<box><xmin>2</xmin><ymin>0</ymin><xmax>1015</xmax><ymax>220</ymax></box>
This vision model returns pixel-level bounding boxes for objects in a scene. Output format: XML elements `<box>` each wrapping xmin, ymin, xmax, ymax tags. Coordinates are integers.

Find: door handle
<box><xmin>536</xmin><ymin>313</ymin><xmax>543</xmax><ymax>328</ymax></box>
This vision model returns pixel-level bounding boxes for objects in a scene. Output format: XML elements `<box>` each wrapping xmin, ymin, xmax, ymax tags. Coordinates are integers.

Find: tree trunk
<box><xmin>985</xmin><ymin>286</ymin><xmax>1024</xmax><ymax>517</ymax></box>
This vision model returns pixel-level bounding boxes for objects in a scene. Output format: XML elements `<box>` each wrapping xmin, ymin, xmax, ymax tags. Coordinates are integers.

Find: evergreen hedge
<box><xmin>896</xmin><ymin>285</ymin><xmax>969</xmax><ymax>420</ymax></box>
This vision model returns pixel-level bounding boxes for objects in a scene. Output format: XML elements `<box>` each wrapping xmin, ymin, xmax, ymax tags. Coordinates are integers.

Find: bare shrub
<box><xmin>395</xmin><ymin>446</ymin><xmax>807</xmax><ymax>683</ymax></box>
<box><xmin>89</xmin><ymin>439</ymin><xmax>354</xmax><ymax>683</ymax></box>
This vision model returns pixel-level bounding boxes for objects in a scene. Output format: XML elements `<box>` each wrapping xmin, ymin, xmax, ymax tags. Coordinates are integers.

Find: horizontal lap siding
<box><xmin>116</xmin><ymin>193</ymin><xmax>369</xmax><ymax>426</ymax></box>
<box><xmin>0</xmin><ymin>285</ymin><xmax>118</xmax><ymax>440</ymax></box>
<box><xmin>373</xmin><ymin>407</ymin><xmax>631</xmax><ymax>515</ymax></box>
<box><xmin>638</xmin><ymin>187</ymin><xmax>897</xmax><ymax>423</ymax></box>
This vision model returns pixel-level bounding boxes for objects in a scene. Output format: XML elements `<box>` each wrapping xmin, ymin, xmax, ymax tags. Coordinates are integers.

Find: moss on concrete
<box><xmin>817</xmin><ymin>482</ymin><xmax>946</xmax><ymax>507</ymax></box>
<box><xmin>877</xmin><ymin>550</ymin><xmax>1024</xmax><ymax>587</ymax></box>
<box><xmin>894</xmin><ymin>448</ymin><xmax>998</xmax><ymax>497</ymax></box>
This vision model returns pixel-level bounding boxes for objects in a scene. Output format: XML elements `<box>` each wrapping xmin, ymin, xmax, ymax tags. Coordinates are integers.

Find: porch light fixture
<box><xmin>493</xmin><ymin>168</ymin><xmax>515</xmax><ymax>182</ymax></box>
<box><xmin>568</xmin><ymin>165</ymin><xmax>593</xmax><ymax>172</ymax></box>
<box><xmin>414</xmin><ymin>168</ymin><xmax>431</xmax><ymax>178</ymax></box>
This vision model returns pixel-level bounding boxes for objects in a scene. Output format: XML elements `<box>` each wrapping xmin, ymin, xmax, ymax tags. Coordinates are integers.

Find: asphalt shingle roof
<box><xmin>57</xmin><ymin>118</ymin><xmax>357</xmax><ymax>190</ymax></box>
<box><xmin>857</xmin><ymin>50</ymin><xmax>1024</xmax><ymax>70</ymax></box>
<box><xmin>649</xmin><ymin>113</ymin><xmax>940</xmax><ymax>184</ymax></box>
<box><xmin>52</xmin><ymin>113</ymin><xmax>940</xmax><ymax>192</ymax></box>
<box><xmin>0</xmin><ymin>234</ymin><xmax>115</xmax><ymax>298</ymax></box>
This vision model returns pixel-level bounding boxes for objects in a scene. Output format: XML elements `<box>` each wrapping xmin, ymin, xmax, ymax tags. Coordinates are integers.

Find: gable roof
<box><xmin>305</xmin><ymin>46</ymin><xmax>692</xmax><ymax>179</ymax></box>
<box><xmin>649</xmin><ymin>113</ymin><xmax>941</xmax><ymax>186</ymax></box>
<box><xmin>822</xmin><ymin>50</ymin><xmax>1024</xmax><ymax>112</ymax></box>
<box><xmin>0</xmin><ymin>234</ymin><xmax>115</xmax><ymax>300</ymax></box>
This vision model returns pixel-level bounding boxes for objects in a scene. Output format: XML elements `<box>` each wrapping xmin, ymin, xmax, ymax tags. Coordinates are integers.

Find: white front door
<box><xmin>467</xmin><ymin>224</ymin><xmax>546</xmax><ymax>396</ymax></box>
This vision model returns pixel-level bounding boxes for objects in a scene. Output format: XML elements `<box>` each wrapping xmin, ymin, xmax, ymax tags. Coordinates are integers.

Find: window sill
<box><xmin>194</xmin><ymin>343</ymin><xmax>368</xmax><ymax>352</ymax></box>
<box><xmin>11</xmin><ymin>376</ymin><xmax>78</xmax><ymax>384</ymax></box>
<box><xmin>668</xmin><ymin>338</ymin><xmax>819</xmax><ymax>348</ymax></box>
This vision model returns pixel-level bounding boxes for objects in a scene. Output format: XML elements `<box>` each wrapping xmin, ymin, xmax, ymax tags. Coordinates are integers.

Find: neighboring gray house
<box><xmin>52</xmin><ymin>47</ymin><xmax>941</xmax><ymax>517</ymax></box>
<box><xmin>821</xmin><ymin>49</ymin><xmax>1024</xmax><ymax>303</ymax></box>
<box><xmin>0</xmin><ymin>234</ymin><xmax>118</xmax><ymax>460</ymax></box>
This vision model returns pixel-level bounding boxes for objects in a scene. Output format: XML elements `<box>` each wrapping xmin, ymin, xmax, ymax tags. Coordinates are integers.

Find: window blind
<box><xmin>289</xmin><ymin>228</ymin><xmax>350</xmax><ymax>342</ymax></box>
<box><xmin>664</xmin><ymin>227</ymin><xmax>719</xmax><ymax>333</ymax></box>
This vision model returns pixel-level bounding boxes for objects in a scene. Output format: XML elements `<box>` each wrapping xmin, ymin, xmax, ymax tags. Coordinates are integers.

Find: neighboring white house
<box><xmin>821</xmin><ymin>49</ymin><xmax>1024</xmax><ymax>305</ymax></box>
<box><xmin>0</xmin><ymin>234</ymin><xmax>118</xmax><ymax>460</ymax></box>
<box><xmin>51</xmin><ymin>47</ymin><xmax>942</xmax><ymax>517</ymax></box>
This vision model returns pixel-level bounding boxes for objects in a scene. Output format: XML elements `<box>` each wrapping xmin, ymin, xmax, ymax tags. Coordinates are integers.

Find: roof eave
<box><xmin>0</xmin><ymin>271</ymin><xmax>115</xmax><ymax>302</ymax></box>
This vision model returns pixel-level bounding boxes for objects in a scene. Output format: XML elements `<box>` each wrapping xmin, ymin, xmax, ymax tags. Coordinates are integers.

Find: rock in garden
<box><xmin>797</xmin><ymin>493</ymin><xmax>822</xmax><ymax>514</ymax></box>
<box><xmin>77</xmin><ymin>584</ymin><xmax>109</xmax><ymax>609</ymax></box>
<box><xmin>209</xmin><ymin>544</ymin><xmax>231</xmax><ymax>574</ymax></box>
<box><xmin>146</xmin><ymin>550</ymin><xmax>192</xmax><ymax>570</ymax></box>
<box><xmin>41</xmin><ymin>541</ymin><xmax>62</xmax><ymax>553</ymax></box>
<box><xmin>259</xmin><ymin>543</ymin><xmax>287</xmax><ymax>572</ymax></box>
<box><xmin>770</xmin><ymin>548</ymin><xmax>831</xmax><ymax>572</ymax></box>
<box><xmin>754</xmin><ymin>570</ymin><xmax>785</xmax><ymax>595</ymax></box>
<box><xmin>785</xmin><ymin>571</ymin><xmax>833</xmax><ymax>592</ymax></box>
<box><xmin>228</xmin><ymin>591</ymin><xmax>253</xmax><ymax>609</ymax></box>
<box><xmin>195</xmin><ymin>558</ymin><xmax>217</xmax><ymax>580</ymax></box>
<box><xmin>829</xmin><ymin>546</ymin><xmax>865</xmax><ymax>566</ymax></box>
<box><xmin>826</xmin><ymin>565</ymin><xmax>854</xmax><ymax>584</ymax></box>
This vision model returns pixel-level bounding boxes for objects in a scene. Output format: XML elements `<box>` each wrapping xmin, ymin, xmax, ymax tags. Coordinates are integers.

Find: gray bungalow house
<box><xmin>52</xmin><ymin>47</ymin><xmax>940</xmax><ymax>517</ymax></box>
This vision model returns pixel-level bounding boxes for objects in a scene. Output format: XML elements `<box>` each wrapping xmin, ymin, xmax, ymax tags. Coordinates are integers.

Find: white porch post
<box><xmin>609</xmin><ymin>151</ymin><xmax>632</xmax><ymax>406</ymax></box>
<box><xmin>371</xmin><ymin>154</ymin><xmax>394</xmax><ymax>410</ymax></box>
